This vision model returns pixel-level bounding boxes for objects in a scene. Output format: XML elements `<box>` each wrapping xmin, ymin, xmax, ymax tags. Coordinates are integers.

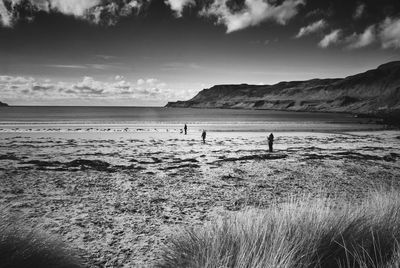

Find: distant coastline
<box><xmin>0</xmin><ymin>101</ymin><xmax>9</xmax><ymax>107</ymax></box>
<box><xmin>166</xmin><ymin>61</ymin><xmax>400</xmax><ymax>126</ymax></box>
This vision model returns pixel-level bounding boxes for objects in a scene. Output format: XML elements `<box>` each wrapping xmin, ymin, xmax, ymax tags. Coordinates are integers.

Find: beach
<box><xmin>3</xmin><ymin>3</ymin><xmax>400</xmax><ymax>266</ymax></box>
<box><xmin>0</xmin><ymin>108</ymin><xmax>399</xmax><ymax>267</ymax></box>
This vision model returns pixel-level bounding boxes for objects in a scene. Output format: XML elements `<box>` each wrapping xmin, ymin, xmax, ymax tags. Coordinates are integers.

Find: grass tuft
<box><xmin>157</xmin><ymin>191</ymin><xmax>400</xmax><ymax>268</ymax></box>
<box><xmin>0</xmin><ymin>215</ymin><xmax>83</xmax><ymax>268</ymax></box>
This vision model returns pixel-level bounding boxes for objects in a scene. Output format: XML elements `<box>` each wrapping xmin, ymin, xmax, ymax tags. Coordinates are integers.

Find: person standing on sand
<box><xmin>202</xmin><ymin>130</ymin><xmax>206</xmax><ymax>144</ymax></box>
<box><xmin>184</xmin><ymin>124</ymin><xmax>187</xmax><ymax>135</ymax></box>
<box><xmin>268</xmin><ymin>133</ymin><xmax>274</xmax><ymax>152</ymax></box>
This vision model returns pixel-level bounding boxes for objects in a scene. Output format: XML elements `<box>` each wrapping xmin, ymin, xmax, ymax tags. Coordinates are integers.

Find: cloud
<box><xmin>379</xmin><ymin>17</ymin><xmax>400</xmax><ymax>49</ymax></box>
<box><xmin>2</xmin><ymin>0</ymin><xmax>305</xmax><ymax>30</ymax></box>
<box><xmin>87</xmin><ymin>0</ymin><xmax>144</xmax><ymax>26</ymax></box>
<box><xmin>0</xmin><ymin>0</ymin><xmax>12</xmax><ymax>26</ymax></box>
<box><xmin>95</xmin><ymin>54</ymin><xmax>117</xmax><ymax>60</ymax></box>
<box><xmin>73</xmin><ymin>76</ymin><xmax>105</xmax><ymax>95</ymax></box>
<box><xmin>162</xmin><ymin>62</ymin><xmax>202</xmax><ymax>71</ymax></box>
<box><xmin>49</xmin><ymin>0</ymin><xmax>101</xmax><ymax>17</ymax></box>
<box><xmin>0</xmin><ymin>75</ymin><xmax>34</xmax><ymax>84</ymax></box>
<box><xmin>353</xmin><ymin>3</ymin><xmax>366</xmax><ymax>20</ymax></box>
<box><xmin>46</xmin><ymin>64</ymin><xmax>88</xmax><ymax>69</ymax></box>
<box><xmin>318</xmin><ymin>29</ymin><xmax>342</xmax><ymax>48</ymax></box>
<box><xmin>70</xmin><ymin>76</ymin><xmax>171</xmax><ymax>99</ymax></box>
<box><xmin>201</xmin><ymin>0</ymin><xmax>305</xmax><ymax>33</ymax></box>
<box><xmin>295</xmin><ymin>19</ymin><xmax>327</xmax><ymax>38</ymax></box>
<box><xmin>312</xmin><ymin>17</ymin><xmax>399</xmax><ymax>50</ymax></box>
<box><xmin>137</xmin><ymin>78</ymin><xmax>145</xmax><ymax>86</ymax></box>
<box><xmin>73</xmin><ymin>85</ymin><xmax>104</xmax><ymax>95</ymax></box>
<box><xmin>45</xmin><ymin>63</ymin><xmax>126</xmax><ymax>71</ymax></box>
<box><xmin>164</xmin><ymin>0</ymin><xmax>195</xmax><ymax>17</ymax></box>
<box><xmin>115</xmin><ymin>75</ymin><xmax>124</xmax><ymax>81</ymax></box>
<box><xmin>0</xmin><ymin>74</ymin><xmax>177</xmax><ymax>102</ymax></box>
<box><xmin>0</xmin><ymin>75</ymin><xmax>43</xmax><ymax>100</ymax></box>
<box><xmin>0</xmin><ymin>74</ymin><xmax>204</xmax><ymax>105</ymax></box>
<box><xmin>345</xmin><ymin>25</ymin><xmax>375</xmax><ymax>49</ymax></box>
<box><xmin>0</xmin><ymin>0</ymin><xmax>144</xmax><ymax>27</ymax></box>
<box><xmin>32</xmin><ymin>85</ymin><xmax>54</xmax><ymax>91</ymax></box>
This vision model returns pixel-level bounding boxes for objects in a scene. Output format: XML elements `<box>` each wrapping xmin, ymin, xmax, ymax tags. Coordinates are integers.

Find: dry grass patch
<box><xmin>157</xmin><ymin>191</ymin><xmax>400</xmax><ymax>268</ymax></box>
<box><xmin>0</xmin><ymin>215</ymin><xmax>83</xmax><ymax>268</ymax></box>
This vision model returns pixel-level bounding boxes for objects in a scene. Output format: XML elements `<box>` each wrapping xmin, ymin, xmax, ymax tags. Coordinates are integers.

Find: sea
<box><xmin>0</xmin><ymin>106</ymin><xmax>383</xmax><ymax>132</ymax></box>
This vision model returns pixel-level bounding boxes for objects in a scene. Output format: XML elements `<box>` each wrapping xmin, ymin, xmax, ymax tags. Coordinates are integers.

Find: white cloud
<box><xmin>49</xmin><ymin>0</ymin><xmax>100</xmax><ymax>17</ymax></box>
<box><xmin>0</xmin><ymin>74</ymin><xmax>177</xmax><ymax>104</ymax></box>
<box><xmin>312</xmin><ymin>17</ymin><xmax>400</xmax><ymax>50</ymax></box>
<box><xmin>0</xmin><ymin>75</ymin><xmax>34</xmax><ymax>84</ymax></box>
<box><xmin>162</xmin><ymin>62</ymin><xmax>202</xmax><ymax>70</ymax></box>
<box><xmin>0</xmin><ymin>0</ymin><xmax>12</xmax><ymax>27</ymax></box>
<box><xmin>45</xmin><ymin>63</ymin><xmax>122</xmax><ymax>70</ymax></box>
<box><xmin>295</xmin><ymin>19</ymin><xmax>327</xmax><ymax>38</ymax></box>
<box><xmin>1</xmin><ymin>0</ymin><xmax>305</xmax><ymax>30</ymax></box>
<box><xmin>345</xmin><ymin>25</ymin><xmax>375</xmax><ymax>49</ymax></box>
<box><xmin>145</xmin><ymin>78</ymin><xmax>158</xmax><ymax>84</ymax></box>
<box><xmin>0</xmin><ymin>0</ymin><xmax>144</xmax><ymax>27</ymax></box>
<box><xmin>115</xmin><ymin>75</ymin><xmax>124</xmax><ymax>81</ymax></box>
<box><xmin>46</xmin><ymin>64</ymin><xmax>88</xmax><ymax>69</ymax></box>
<box><xmin>74</xmin><ymin>76</ymin><xmax>103</xmax><ymax>93</ymax></box>
<box><xmin>201</xmin><ymin>0</ymin><xmax>305</xmax><ymax>33</ymax></box>
<box><xmin>164</xmin><ymin>0</ymin><xmax>195</xmax><ymax>17</ymax></box>
<box><xmin>88</xmin><ymin>1</ymin><xmax>143</xmax><ymax>26</ymax></box>
<box><xmin>318</xmin><ymin>29</ymin><xmax>342</xmax><ymax>48</ymax></box>
<box><xmin>379</xmin><ymin>17</ymin><xmax>400</xmax><ymax>49</ymax></box>
<box><xmin>353</xmin><ymin>3</ymin><xmax>366</xmax><ymax>20</ymax></box>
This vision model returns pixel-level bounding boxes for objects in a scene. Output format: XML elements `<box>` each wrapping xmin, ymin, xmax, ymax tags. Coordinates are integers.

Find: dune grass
<box><xmin>157</xmin><ymin>191</ymin><xmax>400</xmax><ymax>268</ymax></box>
<box><xmin>0</xmin><ymin>215</ymin><xmax>82</xmax><ymax>268</ymax></box>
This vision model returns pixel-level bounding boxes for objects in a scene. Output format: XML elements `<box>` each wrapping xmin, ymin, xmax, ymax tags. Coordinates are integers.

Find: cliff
<box><xmin>0</xmin><ymin>101</ymin><xmax>9</xmax><ymax>107</ymax></box>
<box><xmin>166</xmin><ymin>62</ymin><xmax>400</xmax><ymax>118</ymax></box>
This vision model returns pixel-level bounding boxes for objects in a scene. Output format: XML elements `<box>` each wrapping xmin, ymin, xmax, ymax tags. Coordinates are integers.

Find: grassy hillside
<box><xmin>166</xmin><ymin>62</ymin><xmax>400</xmax><ymax>118</ymax></box>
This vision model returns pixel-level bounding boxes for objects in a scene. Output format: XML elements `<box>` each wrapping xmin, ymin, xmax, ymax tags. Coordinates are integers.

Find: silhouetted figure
<box><xmin>184</xmin><ymin>124</ymin><xmax>187</xmax><ymax>135</ymax></box>
<box><xmin>202</xmin><ymin>130</ymin><xmax>206</xmax><ymax>144</ymax></box>
<box><xmin>268</xmin><ymin>133</ymin><xmax>274</xmax><ymax>152</ymax></box>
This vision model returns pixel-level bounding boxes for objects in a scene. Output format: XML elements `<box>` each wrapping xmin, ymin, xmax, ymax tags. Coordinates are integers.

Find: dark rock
<box><xmin>163</xmin><ymin>163</ymin><xmax>200</xmax><ymax>170</ymax></box>
<box><xmin>212</xmin><ymin>153</ymin><xmax>287</xmax><ymax>163</ymax></box>
<box><xmin>65</xmin><ymin>159</ymin><xmax>111</xmax><ymax>171</ymax></box>
<box><xmin>0</xmin><ymin>101</ymin><xmax>9</xmax><ymax>107</ymax></box>
<box><xmin>23</xmin><ymin>160</ymin><xmax>62</xmax><ymax>167</ymax></box>
<box><xmin>150</xmin><ymin>197</ymin><xmax>168</xmax><ymax>204</ymax></box>
<box><xmin>0</xmin><ymin>154</ymin><xmax>19</xmax><ymax>160</ymax></box>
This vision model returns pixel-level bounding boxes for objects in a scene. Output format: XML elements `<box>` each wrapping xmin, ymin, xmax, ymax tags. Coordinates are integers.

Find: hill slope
<box><xmin>0</xmin><ymin>101</ymin><xmax>9</xmax><ymax>107</ymax></box>
<box><xmin>166</xmin><ymin>62</ymin><xmax>400</xmax><ymax>117</ymax></box>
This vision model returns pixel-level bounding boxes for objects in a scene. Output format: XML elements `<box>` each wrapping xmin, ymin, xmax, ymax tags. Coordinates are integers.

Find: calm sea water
<box><xmin>0</xmin><ymin>106</ymin><xmax>381</xmax><ymax>132</ymax></box>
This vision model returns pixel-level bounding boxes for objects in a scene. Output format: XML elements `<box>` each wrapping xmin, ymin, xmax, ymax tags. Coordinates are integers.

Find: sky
<box><xmin>0</xmin><ymin>0</ymin><xmax>400</xmax><ymax>106</ymax></box>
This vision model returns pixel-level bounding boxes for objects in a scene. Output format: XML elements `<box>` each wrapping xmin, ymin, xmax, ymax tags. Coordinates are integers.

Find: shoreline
<box><xmin>0</xmin><ymin>122</ymin><xmax>392</xmax><ymax>134</ymax></box>
<box><xmin>0</xmin><ymin>128</ymin><xmax>392</xmax><ymax>134</ymax></box>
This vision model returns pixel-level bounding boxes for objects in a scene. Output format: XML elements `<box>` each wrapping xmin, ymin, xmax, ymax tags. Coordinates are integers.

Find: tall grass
<box><xmin>0</xmin><ymin>215</ymin><xmax>83</xmax><ymax>268</ymax></box>
<box><xmin>157</xmin><ymin>191</ymin><xmax>400</xmax><ymax>268</ymax></box>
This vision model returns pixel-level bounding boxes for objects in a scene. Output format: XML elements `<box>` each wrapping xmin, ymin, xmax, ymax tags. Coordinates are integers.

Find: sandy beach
<box><xmin>1</xmin><ymin>126</ymin><xmax>399</xmax><ymax>267</ymax></box>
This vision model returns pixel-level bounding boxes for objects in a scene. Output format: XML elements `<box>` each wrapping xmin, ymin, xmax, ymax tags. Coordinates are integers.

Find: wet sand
<box><xmin>1</xmin><ymin>129</ymin><xmax>400</xmax><ymax>267</ymax></box>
